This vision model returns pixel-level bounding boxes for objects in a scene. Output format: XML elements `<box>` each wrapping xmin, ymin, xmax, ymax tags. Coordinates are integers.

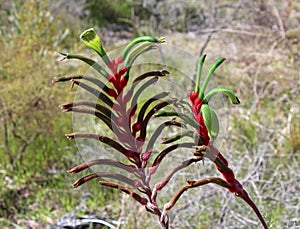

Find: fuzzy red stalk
<box><xmin>189</xmin><ymin>91</ymin><xmax>210</xmax><ymax>145</ymax></box>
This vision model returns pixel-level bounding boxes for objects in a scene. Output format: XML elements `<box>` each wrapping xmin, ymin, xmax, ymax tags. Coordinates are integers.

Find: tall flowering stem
<box><xmin>158</xmin><ymin>55</ymin><xmax>268</xmax><ymax>228</ymax></box>
<box><xmin>54</xmin><ymin>28</ymin><xmax>178</xmax><ymax>228</ymax></box>
<box><xmin>53</xmin><ymin>28</ymin><xmax>268</xmax><ymax>229</ymax></box>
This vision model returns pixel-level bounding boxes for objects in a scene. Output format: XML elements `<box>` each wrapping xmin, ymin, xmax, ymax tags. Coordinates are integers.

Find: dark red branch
<box><xmin>146</xmin><ymin>119</ymin><xmax>185</xmax><ymax>152</ymax></box>
<box><xmin>139</xmin><ymin>98</ymin><xmax>177</xmax><ymax>141</ymax></box>
<box><xmin>162</xmin><ymin>177</ymin><xmax>229</xmax><ymax>213</ymax></box>
<box><xmin>151</xmin><ymin>156</ymin><xmax>204</xmax><ymax>202</ymax></box>
<box><xmin>71</xmin><ymin>80</ymin><xmax>113</xmax><ymax>107</ymax></box>
<box><xmin>151</xmin><ymin>142</ymin><xmax>195</xmax><ymax>168</ymax></box>
<box><xmin>65</xmin><ymin>132</ymin><xmax>138</xmax><ymax>160</ymax></box>
<box><xmin>73</xmin><ymin>172</ymin><xmax>142</xmax><ymax>189</ymax></box>
<box><xmin>59</xmin><ymin>100</ymin><xmax>114</xmax><ymax>121</ymax></box>
<box><xmin>68</xmin><ymin>159</ymin><xmax>137</xmax><ymax>174</ymax></box>
<box><xmin>62</xmin><ymin>107</ymin><xmax>115</xmax><ymax>132</ymax></box>
<box><xmin>130</xmin><ymin>77</ymin><xmax>159</xmax><ymax>113</ymax></box>
<box><xmin>132</xmin><ymin>92</ymin><xmax>170</xmax><ymax>135</ymax></box>
<box><xmin>100</xmin><ymin>181</ymin><xmax>148</xmax><ymax>205</ymax></box>
<box><xmin>132</xmin><ymin>70</ymin><xmax>169</xmax><ymax>84</ymax></box>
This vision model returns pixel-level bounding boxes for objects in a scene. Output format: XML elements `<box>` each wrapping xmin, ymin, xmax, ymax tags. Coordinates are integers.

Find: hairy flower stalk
<box><xmin>158</xmin><ymin>55</ymin><xmax>268</xmax><ymax>228</ymax></box>
<box><xmin>54</xmin><ymin>29</ymin><xmax>268</xmax><ymax>229</ymax></box>
<box><xmin>54</xmin><ymin>28</ymin><xmax>177</xmax><ymax>228</ymax></box>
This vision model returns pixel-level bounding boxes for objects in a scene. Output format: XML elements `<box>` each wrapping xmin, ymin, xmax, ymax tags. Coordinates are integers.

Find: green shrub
<box><xmin>0</xmin><ymin>0</ymin><xmax>83</xmax><ymax>224</ymax></box>
<box><xmin>84</xmin><ymin>0</ymin><xmax>131</xmax><ymax>27</ymax></box>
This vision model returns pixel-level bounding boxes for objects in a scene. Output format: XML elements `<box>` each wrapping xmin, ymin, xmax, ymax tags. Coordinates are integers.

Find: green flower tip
<box><xmin>158</xmin><ymin>37</ymin><xmax>166</xmax><ymax>43</ymax></box>
<box><xmin>80</xmin><ymin>28</ymin><xmax>105</xmax><ymax>56</ymax></box>
<box><xmin>80</xmin><ymin>28</ymin><xmax>97</xmax><ymax>42</ymax></box>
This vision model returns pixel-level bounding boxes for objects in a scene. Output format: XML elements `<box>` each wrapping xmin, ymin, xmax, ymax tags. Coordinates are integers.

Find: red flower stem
<box><xmin>146</xmin><ymin>119</ymin><xmax>184</xmax><ymax>152</ymax></box>
<box><xmin>65</xmin><ymin>132</ymin><xmax>139</xmax><ymax>161</ymax></box>
<box><xmin>72</xmin><ymin>172</ymin><xmax>142</xmax><ymax>188</ymax></box>
<box><xmin>237</xmin><ymin>190</ymin><xmax>269</xmax><ymax>229</ymax></box>
<box><xmin>139</xmin><ymin>98</ymin><xmax>177</xmax><ymax>140</ymax></box>
<box><xmin>151</xmin><ymin>142</ymin><xmax>195</xmax><ymax>168</ymax></box>
<box><xmin>151</xmin><ymin>157</ymin><xmax>203</xmax><ymax>202</ymax></box>
<box><xmin>68</xmin><ymin>159</ymin><xmax>137</xmax><ymax>174</ymax></box>
<box><xmin>100</xmin><ymin>181</ymin><xmax>148</xmax><ymax>205</ymax></box>
<box><xmin>162</xmin><ymin>177</ymin><xmax>229</xmax><ymax>213</ymax></box>
<box><xmin>132</xmin><ymin>70</ymin><xmax>169</xmax><ymax>84</ymax></box>
<box><xmin>71</xmin><ymin>80</ymin><xmax>114</xmax><ymax>107</ymax></box>
<box><xmin>205</xmin><ymin>144</ymin><xmax>268</xmax><ymax>229</ymax></box>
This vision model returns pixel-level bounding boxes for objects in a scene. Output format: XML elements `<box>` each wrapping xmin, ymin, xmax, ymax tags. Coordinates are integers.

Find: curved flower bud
<box><xmin>121</xmin><ymin>36</ymin><xmax>165</xmax><ymax>60</ymax></box>
<box><xmin>80</xmin><ymin>28</ymin><xmax>111</xmax><ymax>66</ymax></box>
<box><xmin>124</xmin><ymin>42</ymin><xmax>158</xmax><ymax>69</ymax></box>
<box><xmin>203</xmin><ymin>87</ymin><xmax>240</xmax><ymax>104</ymax></box>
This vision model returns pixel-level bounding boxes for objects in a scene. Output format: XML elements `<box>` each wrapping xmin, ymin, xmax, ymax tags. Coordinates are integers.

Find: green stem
<box><xmin>199</xmin><ymin>57</ymin><xmax>225</xmax><ymax>100</ymax></box>
<box><xmin>195</xmin><ymin>55</ymin><xmax>206</xmax><ymax>93</ymax></box>
<box><xmin>121</xmin><ymin>36</ymin><xmax>165</xmax><ymax>60</ymax></box>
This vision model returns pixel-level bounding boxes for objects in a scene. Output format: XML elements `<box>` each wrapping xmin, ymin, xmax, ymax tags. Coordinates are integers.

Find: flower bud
<box><xmin>80</xmin><ymin>28</ymin><xmax>106</xmax><ymax>57</ymax></box>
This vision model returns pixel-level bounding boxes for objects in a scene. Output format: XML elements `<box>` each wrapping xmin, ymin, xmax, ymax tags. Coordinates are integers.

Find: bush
<box><xmin>0</xmin><ymin>0</ymin><xmax>82</xmax><ymax>224</ymax></box>
<box><xmin>84</xmin><ymin>0</ymin><xmax>131</xmax><ymax>27</ymax></box>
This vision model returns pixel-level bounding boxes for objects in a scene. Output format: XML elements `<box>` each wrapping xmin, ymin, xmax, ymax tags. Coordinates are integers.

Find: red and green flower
<box><xmin>53</xmin><ymin>29</ymin><xmax>268</xmax><ymax>229</ymax></box>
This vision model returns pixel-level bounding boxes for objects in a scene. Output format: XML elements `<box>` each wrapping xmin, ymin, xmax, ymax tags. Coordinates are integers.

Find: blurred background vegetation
<box><xmin>0</xmin><ymin>0</ymin><xmax>299</xmax><ymax>228</ymax></box>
